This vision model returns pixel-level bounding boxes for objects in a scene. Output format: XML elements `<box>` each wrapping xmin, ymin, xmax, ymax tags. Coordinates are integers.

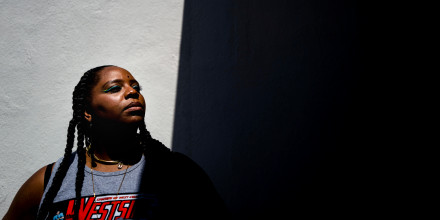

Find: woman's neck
<box><xmin>89</xmin><ymin>123</ymin><xmax>143</xmax><ymax>165</ymax></box>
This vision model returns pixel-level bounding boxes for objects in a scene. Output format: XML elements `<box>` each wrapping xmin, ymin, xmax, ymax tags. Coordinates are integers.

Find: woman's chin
<box><xmin>122</xmin><ymin>116</ymin><xmax>145</xmax><ymax>125</ymax></box>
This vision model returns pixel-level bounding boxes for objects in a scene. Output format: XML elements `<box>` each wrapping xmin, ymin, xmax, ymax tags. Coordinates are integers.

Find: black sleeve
<box><xmin>168</xmin><ymin>152</ymin><xmax>230</xmax><ymax>219</ymax></box>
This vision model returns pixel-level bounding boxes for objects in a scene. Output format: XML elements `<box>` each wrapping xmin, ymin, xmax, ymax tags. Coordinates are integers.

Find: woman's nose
<box><xmin>125</xmin><ymin>87</ymin><xmax>139</xmax><ymax>99</ymax></box>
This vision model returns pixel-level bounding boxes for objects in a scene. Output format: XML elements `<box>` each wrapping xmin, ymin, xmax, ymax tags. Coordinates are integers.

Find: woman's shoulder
<box><xmin>2</xmin><ymin>164</ymin><xmax>53</xmax><ymax>220</ymax></box>
<box><xmin>21</xmin><ymin>165</ymin><xmax>48</xmax><ymax>194</ymax></box>
<box><xmin>155</xmin><ymin>150</ymin><xmax>230</xmax><ymax>219</ymax></box>
<box><xmin>149</xmin><ymin>142</ymin><xmax>194</xmax><ymax>165</ymax></box>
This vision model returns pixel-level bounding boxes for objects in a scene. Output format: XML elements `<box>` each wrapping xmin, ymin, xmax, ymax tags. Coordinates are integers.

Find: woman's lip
<box><xmin>125</xmin><ymin>106</ymin><xmax>143</xmax><ymax>111</ymax></box>
<box><xmin>124</xmin><ymin>102</ymin><xmax>144</xmax><ymax>111</ymax></box>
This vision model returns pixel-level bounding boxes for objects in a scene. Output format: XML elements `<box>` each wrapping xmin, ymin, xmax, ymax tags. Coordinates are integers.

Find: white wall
<box><xmin>0</xmin><ymin>0</ymin><xmax>183</xmax><ymax>215</ymax></box>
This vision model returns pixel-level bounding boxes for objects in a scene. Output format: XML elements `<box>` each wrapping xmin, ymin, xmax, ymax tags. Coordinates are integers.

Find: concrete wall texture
<box><xmin>1</xmin><ymin>0</ymin><xmax>370</xmax><ymax>219</ymax></box>
<box><xmin>0</xmin><ymin>0</ymin><xmax>183</xmax><ymax>216</ymax></box>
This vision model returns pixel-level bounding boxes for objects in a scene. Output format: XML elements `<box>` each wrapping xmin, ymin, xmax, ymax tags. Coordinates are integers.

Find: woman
<box><xmin>3</xmin><ymin>65</ymin><xmax>228</xmax><ymax>220</ymax></box>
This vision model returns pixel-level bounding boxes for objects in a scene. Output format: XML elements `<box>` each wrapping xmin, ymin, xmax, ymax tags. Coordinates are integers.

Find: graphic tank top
<box><xmin>40</xmin><ymin>153</ymin><xmax>156</xmax><ymax>220</ymax></box>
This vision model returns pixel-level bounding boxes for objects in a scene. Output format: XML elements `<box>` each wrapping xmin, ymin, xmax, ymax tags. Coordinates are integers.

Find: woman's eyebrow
<box><xmin>129</xmin><ymin>79</ymin><xmax>139</xmax><ymax>84</ymax></box>
<box><xmin>102</xmin><ymin>79</ymin><xmax>124</xmax><ymax>89</ymax></box>
<box><xmin>102</xmin><ymin>79</ymin><xmax>139</xmax><ymax>89</ymax></box>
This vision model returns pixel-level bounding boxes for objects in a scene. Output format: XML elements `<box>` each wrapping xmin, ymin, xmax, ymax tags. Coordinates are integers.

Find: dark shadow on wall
<box><xmin>173</xmin><ymin>0</ymin><xmax>377</xmax><ymax>219</ymax></box>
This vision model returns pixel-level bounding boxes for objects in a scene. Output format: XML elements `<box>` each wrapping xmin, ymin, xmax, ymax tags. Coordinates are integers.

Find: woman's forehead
<box><xmin>97</xmin><ymin>66</ymin><xmax>136</xmax><ymax>83</ymax></box>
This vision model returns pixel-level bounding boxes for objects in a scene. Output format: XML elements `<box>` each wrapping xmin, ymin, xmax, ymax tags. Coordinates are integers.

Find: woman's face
<box><xmin>85</xmin><ymin>66</ymin><xmax>146</xmax><ymax>125</ymax></box>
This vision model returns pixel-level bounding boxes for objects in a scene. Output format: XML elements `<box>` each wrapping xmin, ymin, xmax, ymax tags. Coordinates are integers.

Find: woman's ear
<box><xmin>84</xmin><ymin>111</ymin><xmax>92</xmax><ymax>122</ymax></box>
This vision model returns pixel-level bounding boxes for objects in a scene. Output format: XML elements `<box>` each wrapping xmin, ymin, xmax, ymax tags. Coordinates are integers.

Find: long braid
<box><xmin>72</xmin><ymin>72</ymin><xmax>90</xmax><ymax>220</ymax></box>
<box><xmin>138</xmin><ymin>121</ymin><xmax>169</xmax><ymax>164</ymax></box>
<box><xmin>36</xmin><ymin>118</ymin><xmax>77</xmax><ymax>220</ymax></box>
<box><xmin>139</xmin><ymin>122</ymin><xmax>152</xmax><ymax>157</ymax></box>
<box><xmin>138</xmin><ymin>121</ymin><xmax>170</xmax><ymax>198</ymax></box>
<box><xmin>36</xmin><ymin>65</ymin><xmax>111</xmax><ymax>220</ymax></box>
<box><xmin>138</xmin><ymin>122</ymin><xmax>151</xmax><ymax>149</ymax></box>
<box><xmin>74</xmin><ymin>120</ymin><xmax>86</xmax><ymax>220</ymax></box>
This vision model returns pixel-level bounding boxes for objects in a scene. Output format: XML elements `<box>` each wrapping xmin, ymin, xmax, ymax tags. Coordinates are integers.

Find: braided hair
<box><xmin>36</xmin><ymin>65</ymin><xmax>167</xmax><ymax>220</ymax></box>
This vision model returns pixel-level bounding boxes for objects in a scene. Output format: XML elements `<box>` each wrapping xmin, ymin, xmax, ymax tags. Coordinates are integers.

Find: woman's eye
<box><xmin>133</xmin><ymin>85</ymin><xmax>142</xmax><ymax>92</ymax></box>
<box><xmin>103</xmin><ymin>85</ymin><xmax>121</xmax><ymax>93</ymax></box>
